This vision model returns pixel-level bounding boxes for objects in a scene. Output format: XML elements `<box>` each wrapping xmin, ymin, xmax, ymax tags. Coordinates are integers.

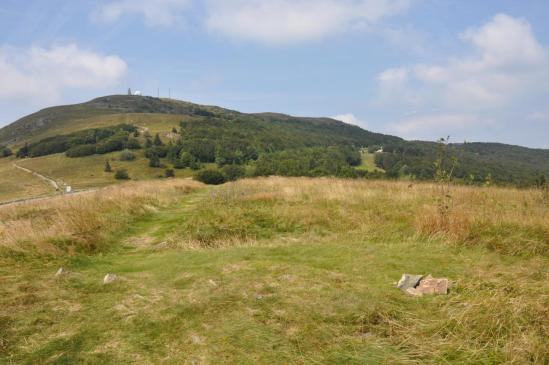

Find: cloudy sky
<box><xmin>1</xmin><ymin>0</ymin><xmax>548</xmax><ymax>147</ymax></box>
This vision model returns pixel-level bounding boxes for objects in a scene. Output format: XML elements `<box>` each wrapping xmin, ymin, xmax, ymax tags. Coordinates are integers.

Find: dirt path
<box><xmin>13</xmin><ymin>162</ymin><xmax>60</xmax><ymax>191</ymax></box>
<box><xmin>0</xmin><ymin>163</ymin><xmax>99</xmax><ymax>208</ymax></box>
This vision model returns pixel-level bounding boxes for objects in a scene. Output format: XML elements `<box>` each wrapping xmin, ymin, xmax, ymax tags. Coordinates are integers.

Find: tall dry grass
<box><xmin>174</xmin><ymin>177</ymin><xmax>548</xmax><ymax>256</ymax></box>
<box><xmin>0</xmin><ymin>179</ymin><xmax>202</xmax><ymax>255</ymax></box>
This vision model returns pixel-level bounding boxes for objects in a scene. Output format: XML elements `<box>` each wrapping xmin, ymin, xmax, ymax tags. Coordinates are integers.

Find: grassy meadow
<box><xmin>14</xmin><ymin>152</ymin><xmax>197</xmax><ymax>191</ymax></box>
<box><xmin>1</xmin><ymin>177</ymin><xmax>547</xmax><ymax>364</ymax></box>
<box><xmin>0</xmin><ymin>157</ymin><xmax>53</xmax><ymax>203</ymax></box>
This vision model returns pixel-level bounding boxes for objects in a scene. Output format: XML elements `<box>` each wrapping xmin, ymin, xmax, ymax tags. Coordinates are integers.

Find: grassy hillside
<box><xmin>0</xmin><ymin>157</ymin><xmax>53</xmax><ymax>202</ymax></box>
<box><xmin>0</xmin><ymin>95</ymin><xmax>397</xmax><ymax>148</ymax></box>
<box><xmin>0</xmin><ymin>95</ymin><xmax>548</xmax><ymax>197</ymax></box>
<box><xmin>1</xmin><ymin>177</ymin><xmax>547</xmax><ymax>363</ymax></box>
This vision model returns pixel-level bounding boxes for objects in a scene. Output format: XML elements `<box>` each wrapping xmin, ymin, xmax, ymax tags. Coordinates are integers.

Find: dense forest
<box><xmin>15</xmin><ymin>124</ymin><xmax>140</xmax><ymax>158</ymax></box>
<box><xmin>372</xmin><ymin>140</ymin><xmax>549</xmax><ymax>186</ymax></box>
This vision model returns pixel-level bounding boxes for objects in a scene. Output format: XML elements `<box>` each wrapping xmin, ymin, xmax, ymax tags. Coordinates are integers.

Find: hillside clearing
<box><xmin>1</xmin><ymin>177</ymin><xmax>547</xmax><ymax>364</ymax></box>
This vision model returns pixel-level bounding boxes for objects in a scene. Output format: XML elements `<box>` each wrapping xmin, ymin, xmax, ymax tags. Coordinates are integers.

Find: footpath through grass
<box><xmin>1</xmin><ymin>178</ymin><xmax>548</xmax><ymax>364</ymax></box>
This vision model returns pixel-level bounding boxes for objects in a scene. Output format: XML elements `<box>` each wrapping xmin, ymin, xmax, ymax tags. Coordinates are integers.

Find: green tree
<box><xmin>145</xmin><ymin>138</ymin><xmax>153</xmax><ymax>148</ymax></box>
<box><xmin>1</xmin><ymin>147</ymin><xmax>13</xmax><ymax>157</ymax></box>
<box><xmin>16</xmin><ymin>143</ymin><xmax>29</xmax><ymax>158</ymax></box>
<box><xmin>104</xmin><ymin>160</ymin><xmax>113</xmax><ymax>172</ymax></box>
<box><xmin>149</xmin><ymin>155</ymin><xmax>161</xmax><ymax>168</ymax></box>
<box><xmin>154</xmin><ymin>133</ymin><xmax>163</xmax><ymax>146</ymax></box>
<box><xmin>165</xmin><ymin>168</ymin><xmax>175</xmax><ymax>178</ymax></box>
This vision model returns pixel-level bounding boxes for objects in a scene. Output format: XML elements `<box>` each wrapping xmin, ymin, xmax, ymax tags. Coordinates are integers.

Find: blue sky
<box><xmin>1</xmin><ymin>0</ymin><xmax>548</xmax><ymax>148</ymax></box>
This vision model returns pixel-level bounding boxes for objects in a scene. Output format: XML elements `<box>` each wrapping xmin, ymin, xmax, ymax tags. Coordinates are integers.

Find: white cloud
<box><xmin>205</xmin><ymin>0</ymin><xmax>411</xmax><ymax>44</ymax></box>
<box><xmin>377</xmin><ymin>14</ymin><xmax>549</xmax><ymax>139</ymax></box>
<box><xmin>377</xmin><ymin>14</ymin><xmax>549</xmax><ymax>112</ymax></box>
<box><xmin>331</xmin><ymin>113</ymin><xmax>364</xmax><ymax>126</ymax></box>
<box><xmin>93</xmin><ymin>0</ymin><xmax>191</xmax><ymax>27</ymax></box>
<box><xmin>0</xmin><ymin>44</ymin><xmax>127</xmax><ymax>102</ymax></box>
<box><xmin>388</xmin><ymin>114</ymin><xmax>486</xmax><ymax>136</ymax></box>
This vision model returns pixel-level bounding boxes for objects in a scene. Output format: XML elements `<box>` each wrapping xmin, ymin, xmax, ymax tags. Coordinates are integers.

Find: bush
<box><xmin>1</xmin><ymin>147</ymin><xmax>13</xmax><ymax>157</ymax></box>
<box><xmin>194</xmin><ymin>169</ymin><xmax>226</xmax><ymax>185</ymax></box>
<box><xmin>119</xmin><ymin>150</ymin><xmax>136</xmax><ymax>161</ymax></box>
<box><xmin>104</xmin><ymin>160</ymin><xmax>112</xmax><ymax>172</ymax></box>
<box><xmin>165</xmin><ymin>169</ymin><xmax>175</xmax><ymax>178</ymax></box>
<box><xmin>145</xmin><ymin>146</ymin><xmax>168</xmax><ymax>158</ymax></box>
<box><xmin>222</xmin><ymin>164</ymin><xmax>245</xmax><ymax>181</ymax></box>
<box><xmin>66</xmin><ymin>144</ymin><xmax>96</xmax><ymax>158</ymax></box>
<box><xmin>96</xmin><ymin>134</ymin><xmax>128</xmax><ymax>154</ymax></box>
<box><xmin>125</xmin><ymin>138</ymin><xmax>141</xmax><ymax>149</ymax></box>
<box><xmin>16</xmin><ymin>144</ymin><xmax>29</xmax><ymax>158</ymax></box>
<box><xmin>173</xmin><ymin>159</ymin><xmax>187</xmax><ymax>169</ymax></box>
<box><xmin>149</xmin><ymin>155</ymin><xmax>162</xmax><ymax>168</ymax></box>
<box><xmin>114</xmin><ymin>169</ymin><xmax>130</xmax><ymax>180</ymax></box>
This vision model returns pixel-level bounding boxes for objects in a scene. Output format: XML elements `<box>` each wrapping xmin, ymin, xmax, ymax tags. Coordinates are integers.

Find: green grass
<box><xmin>2</xmin><ymin>178</ymin><xmax>547</xmax><ymax>364</ymax></box>
<box><xmin>357</xmin><ymin>152</ymin><xmax>383</xmax><ymax>173</ymax></box>
<box><xmin>15</xmin><ymin>152</ymin><xmax>195</xmax><ymax>191</ymax></box>
<box><xmin>2</xmin><ymin>238</ymin><xmax>505</xmax><ymax>364</ymax></box>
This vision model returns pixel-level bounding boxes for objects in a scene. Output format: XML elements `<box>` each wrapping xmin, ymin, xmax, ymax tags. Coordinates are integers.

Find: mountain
<box><xmin>1</xmin><ymin>95</ymin><xmax>548</xmax><ymax>187</ymax></box>
<box><xmin>0</xmin><ymin>95</ymin><xmax>399</xmax><ymax>148</ymax></box>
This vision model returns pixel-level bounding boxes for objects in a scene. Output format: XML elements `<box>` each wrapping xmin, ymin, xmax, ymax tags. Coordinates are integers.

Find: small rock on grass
<box><xmin>103</xmin><ymin>273</ymin><xmax>118</xmax><ymax>285</ymax></box>
<box><xmin>397</xmin><ymin>274</ymin><xmax>423</xmax><ymax>291</ymax></box>
<box><xmin>397</xmin><ymin>273</ymin><xmax>451</xmax><ymax>296</ymax></box>
<box><xmin>416</xmin><ymin>275</ymin><xmax>450</xmax><ymax>295</ymax></box>
<box><xmin>55</xmin><ymin>267</ymin><xmax>69</xmax><ymax>277</ymax></box>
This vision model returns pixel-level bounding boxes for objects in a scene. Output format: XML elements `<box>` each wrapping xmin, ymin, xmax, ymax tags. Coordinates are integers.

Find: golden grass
<box><xmin>0</xmin><ymin>157</ymin><xmax>53</xmax><ymax>202</ymax></box>
<box><xmin>0</xmin><ymin>179</ymin><xmax>203</xmax><ymax>255</ymax></box>
<box><xmin>174</xmin><ymin>177</ymin><xmax>548</xmax><ymax>255</ymax></box>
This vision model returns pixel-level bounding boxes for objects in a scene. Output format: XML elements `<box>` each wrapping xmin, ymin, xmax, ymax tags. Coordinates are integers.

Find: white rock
<box><xmin>55</xmin><ymin>267</ymin><xmax>68</xmax><ymax>277</ymax></box>
<box><xmin>103</xmin><ymin>273</ymin><xmax>118</xmax><ymax>284</ymax></box>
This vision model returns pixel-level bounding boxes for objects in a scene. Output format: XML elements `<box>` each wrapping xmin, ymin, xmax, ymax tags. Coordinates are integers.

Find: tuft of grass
<box><xmin>0</xmin><ymin>179</ymin><xmax>203</xmax><ymax>256</ymax></box>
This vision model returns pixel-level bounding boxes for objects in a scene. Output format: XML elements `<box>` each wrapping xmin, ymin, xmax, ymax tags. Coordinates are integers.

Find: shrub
<box><xmin>165</xmin><ymin>169</ymin><xmax>175</xmax><ymax>178</ymax></box>
<box><xmin>194</xmin><ymin>169</ymin><xmax>226</xmax><ymax>185</ymax></box>
<box><xmin>119</xmin><ymin>150</ymin><xmax>136</xmax><ymax>161</ymax></box>
<box><xmin>222</xmin><ymin>164</ymin><xmax>245</xmax><ymax>181</ymax></box>
<box><xmin>66</xmin><ymin>144</ymin><xmax>96</xmax><ymax>158</ymax></box>
<box><xmin>96</xmin><ymin>134</ymin><xmax>128</xmax><ymax>154</ymax></box>
<box><xmin>1</xmin><ymin>147</ymin><xmax>13</xmax><ymax>157</ymax></box>
<box><xmin>114</xmin><ymin>169</ymin><xmax>130</xmax><ymax>180</ymax></box>
<box><xmin>149</xmin><ymin>155</ymin><xmax>162</xmax><ymax>168</ymax></box>
<box><xmin>104</xmin><ymin>160</ymin><xmax>112</xmax><ymax>172</ymax></box>
<box><xmin>145</xmin><ymin>146</ymin><xmax>168</xmax><ymax>158</ymax></box>
<box><xmin>173</xmin><ymin>159</ymin><xmax>187</xmax><ymax>169</ymax></box>
<box><xmin>16</xmin><ymin>144</ymin><xmax>29</xmax><ymax>158</ymax></box>
<box><xmin>125</xmin><ymin>138</ymin><xmax>142</xmax><ymax>149</ymax></box>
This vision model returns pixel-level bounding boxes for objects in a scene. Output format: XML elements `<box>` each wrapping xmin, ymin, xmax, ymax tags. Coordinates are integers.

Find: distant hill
<box><xmin>1</xmin><ymin>95</ymin><xmax>548</xmax><ymax>186</ymax></box>
<box><xmin>0</xmin><ymin>95</ymin><xmax>398</xmax><ymax>148</ymax></box>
